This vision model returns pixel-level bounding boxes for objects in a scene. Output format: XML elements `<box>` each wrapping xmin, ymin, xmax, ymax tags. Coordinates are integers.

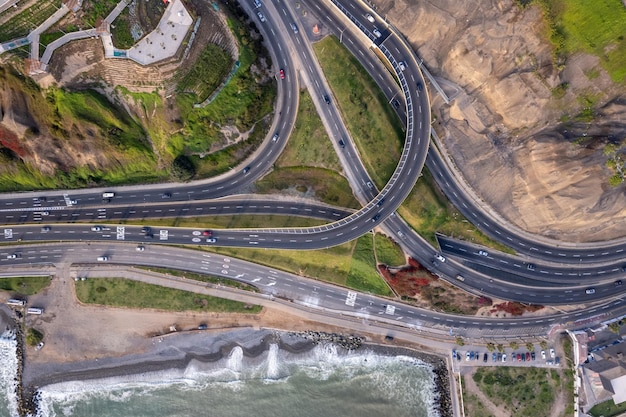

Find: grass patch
<box><xmin>25</xmin><ymin>328</ymin><xmax>44</xmax><ymax>347</ymax></box>
<box><xmin>346</xmin><ymin>234</ymin><xmax>393</xmax><ymax>295</ymax></box>
<box><xmin>313</xmin><ymin>36</ymin><xmax>404</xmax><ymax>188</ymax></box>
<box><xmin>207</xmin><ymin>235</ymin><xmax>391</xmax><ymax>296</ymax></box>
<box><xmin>0</xmin><ymin>0</ymin><xmax>62</xmax><ymax>43</ymax></box>
<box><xmin>0</xmin><ymin>276</ymin><xmax>51</xmax><ymax>296</ymax></box>
<box><xmin>398</xmin><ymin>168</ymin><xmax>513</xmax><ymax>251</ymax></box>
<box><xmin>75</xmin><ymin>278</ymin><xmax>261</xmax><ymax>313</ymax></box>
<box><xmin>462</xmin><ymin>391</ymin><xmax>495</xmax><ymax>417</ymax></box>
<box><xmin>534</xmin><ymin>0</ymin><xmax>626</xmax><ymax>82</ymax></box>
<box><xmin>256</xmin><ymin>88</ymin><xmax>361</xmax><ymax>207</ymax></box>
<box><xmin>277</xmin><ymin>89</ymin><xmax>342</xmax><ymax>172</ymax></box>
<box><xmin>176</xmin><ymin>44</ymin><xmax>234</xmax><ymax>104</ymax></box>
<box><xmin>472</xmin><ymin>367</ymin><xmax>563</xmax><ymax>417</ymax></box>
<box><xmin>136</xmin><ymin>267</ymin><xmax>260</xmax><ymax>292</ymax></box>
<box><xmin>175</xmin><ymin>4</ymin><xmax>276</xmax><ymax>172</ymax></box>
<box><xmin>255</xmin><ymin>167</ymin><xmax>360</xmax><ymax>209</ymax></box>
<box><xmin>110</xmin><ymin>9</ymin><xmax>135</xmax><ymax>49</ymax></box>
<box><xmin>589</xmin><ymin>398</ymin><xmax>626</xmax><ymax>417</ymax></box>
<box><xmin>374</xmin><ymin>234</ymin><xmax>406</xmax><ymax>266</ymax></box>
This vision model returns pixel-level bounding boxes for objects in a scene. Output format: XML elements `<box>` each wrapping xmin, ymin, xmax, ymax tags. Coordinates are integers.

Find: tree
<box><xmin>540</xmin><ymin>340</ymin><xmax>548</xmax><ymax>350</ymax></box>
<box><xmin>497</xmin><ymin>344</ymin><xmax>504</xmax><ymax>353</ymax></box>
<box><xmin>455</xmin><ymin>337</ymin><xmax>465</xmax><ymax>346</ymax></box>
<box><xmin>170</xmin><ymin>155</ymin><xmax>196</xmax><ymax>181</ymax></box>
<box><xmin>509</xmin><ymin>341</ymin><xmax>519</xmax><ymax>350</ymax></box>
<box><xmin>608</xmin><ymin>322</ymin><xmax>620</xmax><ymax>334</ymax></box>
<box><xmin>526</xmin><ymin>342</ymin><xmax>534</xmax><ymax>351</ymax></box>
<box><xmin>486</xmin><ymin>342</ymin><xmax>495</xmax><ymax>352</ymax></box>
<box><xmin>25</xmin><ymin>328</ymin><xmax>43</xmax><ymax>346</ymax></box>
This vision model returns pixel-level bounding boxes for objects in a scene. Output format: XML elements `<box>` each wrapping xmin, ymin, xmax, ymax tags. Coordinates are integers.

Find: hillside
<box><xmin>374</xmin><ymin>0</ymin><xmax>626</xmax><ymax>242</ymax></box>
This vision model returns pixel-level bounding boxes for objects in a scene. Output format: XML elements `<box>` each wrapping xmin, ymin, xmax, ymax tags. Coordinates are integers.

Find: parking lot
<box><xmin>453</xmin><ymin>347</ymin><xmax>561</xmax><ymax>368</ymax></box>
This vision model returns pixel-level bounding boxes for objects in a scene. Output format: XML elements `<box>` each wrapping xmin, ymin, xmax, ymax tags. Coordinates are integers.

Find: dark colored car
<box><xmin>338</xmin><ymin>139</ymin><xmax>345</xmax><ymax>148</ymax></box>
<box><xmin>376</xmin><ymin>198</ymin><xmax>385</xmax><ymax>207</ymax></box>
<box><xmin>162</xmin><ymin>192</ymin><xmax>171</xmax><ymax>198</ymax></box>
<box><xmin>527</xmin><ymin>263</ymin><xmax>535</xmax><ymax>271</ymax></box>
<box><xmin>198</xmin><ymin>323</ymin><xmax>207</xmax><ymax>330</ymax></box>
<box><xmin>616</xmin><ymin>280</ymin><xmax>623</xmax><ymax>286</ymax></box>
<box><xmin>483</xmin><ymin>353</ymin><xmax>488</xmax><ymax>363</ymax></box>
<box><xmin>526</xmin><ymin>352</ymin><xmax>530</xmax><ymax>362</ymax></box>
<box><xmin>141</xmin><ymin>226</ymin><xmax>151</xmax><ymax>233</ymax></box>
<box><xmin>416</xmin><ymin>81</ymin><xmax>423</xmax><ymax>92</ymax></box>
<box><xmin>145</xmin><ymin>232</ymin><xmax>154</xmax><ymax>239</ymax></box>
<box><xmin>531</xmin><ymin>351</ymin><xmax>536</xmax><ymax>361</ymax></box>
<box><xmin>41</xmin><ymin>226</ymin><xmax>51</xmax><ymax>232</ymax></box>
<box><xmin>323</xmin><ymin>94</ymin><xmax>331</xmax><ymax>104</ymax></box>
<box><xmin>392</xmin><ymin>99</ymin><xmax>400</xmax><ymax>109</ymax></box>
<box><xmin>492</xmin><ymin>352</ymin><xmax>497</xmax><ymax>362</ymax></box>
<box><xmin>243</xmin><ymin>166</ymin><xmax>251</xmax><ymax>174</ymax></box>
<box><xmin>372</xmin><ymin>214</ymin><xmax>381</xmax><ymax>222</ymax></box>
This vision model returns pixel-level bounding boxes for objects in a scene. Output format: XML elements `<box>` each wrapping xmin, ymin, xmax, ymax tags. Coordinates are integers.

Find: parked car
<box><xmin>525</xmin><ymin>352</ymin><xmax>530</xmax><ymax>362</ymax></box>
<box><xmin>531</xmin><ymin>351</ymin><xmax>536</xmax><ymax>361</ymax></box>
<box><xmin>483</xmin><ymin>353</ymin><xmax>488</xmax><ymax>363</ymax></box>
<box><xmin>502</xmin><ymin>354</ymin><xmax>507</xmax><ymax>362</ymax></box>
<box><xmin>541</xmin><ymin>350</ymin><xmax>546</xmax><ymax>360</ymax></box>
<box><xmin>550</xmin><ymin>348</ymin><xmax>555</xmax><ymax>358</ymax></box>
<box><xmin>492</xmin><ymin>352</ymin><xmax>497</xmax><ymax>362</ymax></box>
<box><xmin>466</xmin><ymin>352</ymin><xmax>471</xmax><ymax>361</ymax></box>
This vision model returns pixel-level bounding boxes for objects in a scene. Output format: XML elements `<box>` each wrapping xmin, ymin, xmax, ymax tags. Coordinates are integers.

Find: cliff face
<box><xmin>375</xmin><ymin>0</ymin><xmax>626</xmax><ymax>242</ymax></box>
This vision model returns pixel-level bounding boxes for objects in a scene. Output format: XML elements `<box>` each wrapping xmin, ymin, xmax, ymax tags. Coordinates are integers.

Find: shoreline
<box><xmin>23</xmin><ymin>328</ymin><xmax>453</xmax><ymax>417</ymax></box>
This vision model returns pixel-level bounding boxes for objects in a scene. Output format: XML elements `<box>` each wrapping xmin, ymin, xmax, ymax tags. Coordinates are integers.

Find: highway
<box><xmin>0</xmin><ymin>0</ymin><xmax>625</xmax><ymax>327</ymax></box>
<box><xmin>5</xmin><ymin>242</ymin><xmax>626</xmax><ymax>337</ymax></box>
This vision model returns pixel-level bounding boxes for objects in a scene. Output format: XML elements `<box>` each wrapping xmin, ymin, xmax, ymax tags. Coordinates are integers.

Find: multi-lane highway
<box><xmin>1</xmin><ymin>0</ymin><xmax>625</xmax><ymax>330</ymax></box>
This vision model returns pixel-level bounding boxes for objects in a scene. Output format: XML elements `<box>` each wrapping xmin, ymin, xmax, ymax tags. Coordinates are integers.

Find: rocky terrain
<box><xmin>374</xmin><ymin>0</ymin><xmax>626</xmax><ymax>242</ymax></box>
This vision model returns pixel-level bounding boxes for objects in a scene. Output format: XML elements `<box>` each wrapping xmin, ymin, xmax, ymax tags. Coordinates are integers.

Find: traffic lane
<box><xmin>1</xmin><ymin>242</ymin><xmax>595</xmax><ymax>332</ymax></box>
<box><xmin>426</xmin><ymin>148</ymin><xmax>626</xmax><ymax>264</ymax></box>
<box><xmin>438</xmin><ymin>235</ymin><xmax>626</xmax><ymax>283</ymax></box>
<box><xmin>0</xmin><ymin>200</ymin><xmax>352</xmax><ymax>224</ymax></box>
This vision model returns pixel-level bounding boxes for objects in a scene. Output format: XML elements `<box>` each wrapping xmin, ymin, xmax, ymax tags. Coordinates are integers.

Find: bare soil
<box><xmin>374</xmin><ymin>0</ymin><xmax>626</xmax><ymax>242</ymax></box>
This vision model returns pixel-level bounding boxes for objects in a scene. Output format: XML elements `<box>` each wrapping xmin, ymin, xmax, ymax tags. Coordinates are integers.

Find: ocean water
<box><xmin>0</xmin><ymin>342</ymin><xmax>440</xmax><ymax>417</ymax></box>
<box><xmin>0</xmin><ymin>331</ymin><xmax>19</xmax><ymax>417</ymax></box>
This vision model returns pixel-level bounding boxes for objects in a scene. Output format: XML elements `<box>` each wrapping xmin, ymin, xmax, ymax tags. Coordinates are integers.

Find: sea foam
<box><xmin>0</xmin><ymin>330</ymin><xmax>19</xmax><ymax>417</ymax></box>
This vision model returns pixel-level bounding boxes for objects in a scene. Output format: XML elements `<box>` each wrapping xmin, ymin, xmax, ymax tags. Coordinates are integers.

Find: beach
<box><xmin>13</xmin><ymin>327</ymin><xmax>452</xmax><ymax>417</ymax></box>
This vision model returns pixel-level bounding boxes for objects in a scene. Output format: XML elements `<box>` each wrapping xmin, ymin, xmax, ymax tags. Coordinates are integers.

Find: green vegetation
<box><xmin>110</xmin><ymin>8</ymin><xmax>135</xmax><ymax>49</ymax></box>
<box><xmin>0</xmin><ymin>276</ymin><xmax>51</xmax><ymax>296</ymax></box>
<box><xmin>177</xmin><ymin>44</ymin><xmax>234</xmax><ymax>103</ymax></box>
<box><xmin>529</xmin><ymin>0</ymin><xmax>626</xmax><ymax>82</ymax></box>
<box><xmin>603</xmin><ymin>143</ymin><xmax>626</xmax><ymax>187</ymax></box>
<box><xmin>75</xmin><ymin>278</ymin><xmax>261</xmax><ymax>313</ymax></box>
<box><xmin>313</xmin><ymin>36</ymin><xmax>404</xmax><ymax>188</ymax></box>
<box><xmin>276</xmin><ymin>90</ymin><xmax>341</xmax><ymax>172</ymax></box>
<box><xmin>590</xmin><ymin>398</ymin><xmax>626</xmax><ymax>417</ymax></box>
<box><xmin>175</xmin><ymin>3</ymin><xmax>276</xmax><ymax>176</ymax></box>
<box><xmin>473</xmin><ymin>367</ymin><xmax>561</xmax><ymax>416</ymax></box>
<box><xmin>137</xmin><ymin>267</ymin><xmax>260</xmax><ymax>292</ymax></box>
<box><xmin>398</xmin><ymin>168</ymin><xmax>514</xmax><ymax>250</ymax></box>
<box><xmin>346</xmin><ymin>235</ymin><xmax>393</xmax><ymax>295</ymax></box>
<box><xmin>208</xmin><ymin>234</ymin><xmax>392</xmax><ymax>296</ymax></box>
<box><xmin>374</xmin><ymin>234</ymin><xmax>406</xmax><ymax>266</ymax></box>
<box><xmin>255</xmin><ymin>89</ymin><xmax>359</xmax><ymax>208</ymax></box>
<box><xmin>463</xmin><ymin>394</ymin><xmax>495</xmax><ymax>417</ymax></box>
<box><xmin>551</xmin><ymin>82</ymin><xmax>569</xmax><ymax>98</ymax></box>
<box><xmin>256</xmin><ymin>167</ymin><xmax>360</xmax><ymax>209</ymax></box>
<box><xmin>0</xmin><ymin>0</ymin><xmax>62</xmax><ymax>43</ymax></box>
<box><xmin>39</xmin><ymin>31</ymin><xmax>65</xmax><ymax>57</ymax></box>
<box><xmin>83</xmin><ymin>0</ymin><xmax>119</xmax><ymax>27</ymax></box>
<box><xmin>25</xmin><ymin>328</ymin><xmax>44</xmax><ymax>347</ymax></box>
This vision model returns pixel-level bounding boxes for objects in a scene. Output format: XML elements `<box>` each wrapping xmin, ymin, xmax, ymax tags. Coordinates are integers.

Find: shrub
<box><xmin>25</xmin><ymin>328</ymin><xmax>43</xmax><ymax>346</ymax></box>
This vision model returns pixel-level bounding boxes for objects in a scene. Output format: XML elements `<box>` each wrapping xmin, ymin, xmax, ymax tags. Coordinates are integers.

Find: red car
<box><xmin>517</xmin><ymin>353</ymin><xmax>522</xmax><ymax>362</ymax></box>
<box><xmin>279</xmin><ymin>69</ymin><xmax>285</xmax><ymax>79</ymax></box>
<box><xmin>202</xmin><ymin>230</ymin><xmax>212</xmax><ymax>237</ymax></box>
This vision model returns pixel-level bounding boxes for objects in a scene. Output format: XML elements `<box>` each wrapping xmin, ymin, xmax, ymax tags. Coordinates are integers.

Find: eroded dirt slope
<box><xmin>375</xmin><ymin>0</ymin><xmax>626</xmax><ymax>242</ymax></box>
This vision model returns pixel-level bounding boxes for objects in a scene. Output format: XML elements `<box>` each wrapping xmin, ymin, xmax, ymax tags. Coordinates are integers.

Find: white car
<box><xmin>7</xmin><ymin>254</ymin><xmax>17</xmax><ymax>259</ymax></box>
<box><xmin>398</xmin><ymin>61</ymin><xmax>406</xmax><ymax>71</ymax></box>
<box><xmin>206</xmin><ymin>238</ymin><xmax>217</xmax><ymax>243</ymax></box>
<box><xmin>365</xmin><ymin>13</ymin><xmax>375</xmax><ymax>23</ymax></box>
<box><xmin>502</xmin><ymin>353</ymin><xmax>507</xmax><ymax>362</ymax></box>
<box><xmin>35</xmin><ymin>342</ymin><xmax>44</xmax><ymax>351</ymax></box>
<box><xmin>541</xmin><ymin>350</ymin><xmax>546</xmax><ymax>360</ymax></box>
<box><xmin>90</xmin><ymin>226</ymin><xmax>102</xmax><ymax>232</ymax></box>
<box><xmin>434</xmin><ymin>253</ymin><xmax>446</xmax><ymax>263</ymax></box>
<box><xmin>136</xmin><ymin>246</ymin><xmax>145</xmax><ymax>252</ymax></box>
<box><xmin>257</xmin><ymin>11</ymin><xmax>266</xmax><ymax>22</ymax></box>
<box><xmin>372</xmin><ymin>28</ymin><xmax>382</xmax><ymax>38</ymax></box>
<box><xmin>550</xmin><ymin>348</ymin><xmax>555</xmax><ymax>358</ymax></box>
<box><xmin>272</xmin><ymin>133</ymin><xmax>279</xmax><ymax>142</ymax></box>
<box><xmin>478</xmin><ymin>250</ymin><xmax>489</xmax><ymax>256</ymax></box>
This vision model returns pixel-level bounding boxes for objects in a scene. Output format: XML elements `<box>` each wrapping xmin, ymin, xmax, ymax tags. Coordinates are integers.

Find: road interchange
<box><xmin>1</xmin><ymin>0</ymin><xmax>625</xmax><ymax>329</ymax></box>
